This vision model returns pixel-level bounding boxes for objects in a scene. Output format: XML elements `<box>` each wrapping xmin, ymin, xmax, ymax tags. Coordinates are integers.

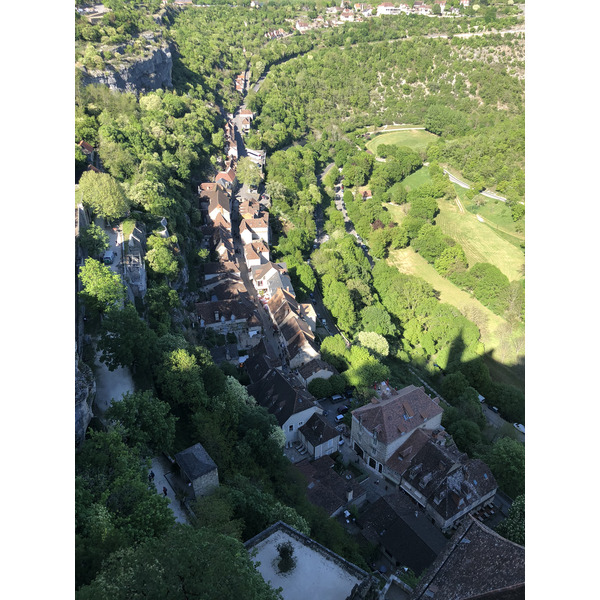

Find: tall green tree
<box><xmin>78</xmin><ymin>258</ymin><xmax>126</xmax><ymax>312</ymax></box>
<box><xmin>79</xmin><ymin>170</ymin><xmax>132</xmax><ymax>220</ymax></box>
<box><xmin>481</xmin><ymin>437</ymin><xmax>525</xmax><ymax>499</ymax></box>
<box><xmin>105</xmin><ymin>391</ymin><xmax>177</xmax><ymax>455</ymax></box>
<box><xmin>98</xmin><ymin>303</ymin><xmax>159</xmax><ymax>373</ymax></box>
<box><xmin>496</xmin><ymin>494</ymin><xmax>525</xmax><ymax>546</ymax></box>
<box><xmin>78</xmin><ymin>223</ymin><xmax>109</xmax><ymax>258</ymax></box>
<box><xmin>76</xmin><ymin>526</ymin><xmax>282</xmax><ymax>600</ymax></box>
<box><xmin>236</xmin><ymin>156</ymin><xmax>262</xmax><ymax>188</ymax></box>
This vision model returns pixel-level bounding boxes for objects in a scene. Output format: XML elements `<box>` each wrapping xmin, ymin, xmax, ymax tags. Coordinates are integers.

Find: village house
<box><xmin>207</xmin><ymin>188</ymin><xmax>231</xmax><ymax>224</ymax></box>
<box><xmin>122</xmin><ymin>224</ymin><xmax>147</xmax><ymax>298</ymax></box>
<box><xmin>251</xmin><ymin>261</ymin><xmax>294</xmax><ymax>298</ymax></box>
<box><xmin>358</xmin><ymin>492</ymin><xmax>448</xmax><ymax>576</ymax></box>
<box><xmin>243</xmin><ymin>240</ymin><xmax>270</xmax><ymax>268</ymax></box>
<box><xmin>409</xmin><ymin>516</ymin><xmax>525</xmax><ymax>600</ymax></box>
<box><xmin>247</xmin><ymin>368</ymin><xmax>318</xmax><ymax>445</ymax></box>
<box><xmin>295</xmin><ymin>20</ymin><xmax>311</xmax><ymax>32</ymax></box>
<box><xmin>298</xmin><ymin>302</ymin><xmax>317</xmax><ymax>332</ymax></box>
<box><xmin>238</xmin><ymin>197</ymin><xmax>262</xmax><ymax>220</ymax></box>
<box><xmin>296</xmin><ymin>414</ymin><xmax>340</xmax><ymax>461</ymax></box>
<box><xmin>340</xmin><ymin>8</ymin><xmax>355</xmax><ymax>21</ymax></box>
<box><xmin>239</xmin><ymin>215</ymin><xmax>269</xmax><ymax>245</ymax></box>
<box><xmin>287</xmin><ymin>329</ymin><xmax>321</xmax><ymax>369</ymax></box>
<box><xmin>435</xmin><ymin>0</ymin><xmax>446</xmax><ymax>13</ymax></box>
<box><xmin>201</xmin><ymin>260</ymin><xmax>240</xmax><ymax>282</ymax></box>
<box><xmin>295</xmin><ymin>454</ymin><xmax>368</xmax><ymax>516</ymax></box>
<box><xmin>350</xmin><ymin>384</ymin><xmax>443</xmax><ymax>476</ymax></box>
<box><xmin>296</xmin><ymin>357</ymin><xmax>338</xmax><ymax>387</ymax></box>
<box><xmin>174</xmin><ymin>443</ymin><xmax>219</xmax><ymax>500</ymax></box>
<box><xmin>397</xmin><ymin>440</ymin><xmax>497</xmax><ymax>531</ymax></box>
<box><xmin>215</xmin><ymin>166</ymin><xmax>237</xmax><ymax>190</ymax></box>
<box><xmin>377</xmin><ymin>2</ymin><xmax>403</xmax><ymax>15</ymax></box>
<box><xmin>460</xmin><ymin>0</ymin><xmax>470</xmax><ymax>7</ymax></box>
<box><xmin>246</xmin><ymin>147</ymin><xmax>267</xmax><ymax>168</ymax></box>
<box><xmin>213</xmin><ymin>227</ymin><xmax>235</xmax><ymax>262</ymax></box>
<box><xmin>244</xmin><ymin>339</ymin><xmax>283</xmax><ymax>384</ymax></box>
<box><xmin>201</xmin><ymin>278</ymin><xmax>249</xmax><ymax>302</ymax></box>
<box><xmin>195</xmin><ymin>297</ymin><xmax>262</xmax><ymax>338</ymax></box>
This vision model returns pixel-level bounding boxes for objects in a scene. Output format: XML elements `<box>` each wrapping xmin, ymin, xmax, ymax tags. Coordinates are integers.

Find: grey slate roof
<box><xmin>359</xmin><ymin>493</ymin><xmax>448</xmax><ymax>576</ymax></box>
<box><xmin>404</xmin><ymin>441</ymin><xmax>497</xmax><ymax>524</ymax></box>
<box><xmin>247</xmin><ymin>368</ymin><xmax>316</xmax><ymax>427</ymax></box>
<box><xmin>409</xmin><ymin>516</ymin><xmax>525</xmax><ymax>600</ymax></box>
<box><xmin>299</xmin><ymin>413</ymin><xmax>338</xmax><ymax>448</ymax></box>
<box><xmin>175</xmin><ymin>443</ymin><xmax>217</xmax><ymax>481</ymax></box>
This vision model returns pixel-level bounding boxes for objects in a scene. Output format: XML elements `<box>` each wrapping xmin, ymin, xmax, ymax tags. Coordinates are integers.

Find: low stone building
<box><xmin>174</xmin><ymin>443</ymin><xmax>219</xmax><ymax>499</ymax></box>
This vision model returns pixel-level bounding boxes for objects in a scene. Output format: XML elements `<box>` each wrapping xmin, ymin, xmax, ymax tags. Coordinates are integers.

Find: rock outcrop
<box><xmin>75</xmin><ymin>355</ymin><xmax>96</xmax><ymax>447</ymax></box>
<box><xmin>80</xmin><ymin>43</ymin><xmax>173</xmax><ymax>94</ymax></box>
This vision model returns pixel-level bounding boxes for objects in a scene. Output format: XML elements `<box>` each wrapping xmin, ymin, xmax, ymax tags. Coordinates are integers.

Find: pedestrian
<box><xmin>163</xmin><ymin>487</ymin><xmax>168</xmax><ymax>497</ymax></box>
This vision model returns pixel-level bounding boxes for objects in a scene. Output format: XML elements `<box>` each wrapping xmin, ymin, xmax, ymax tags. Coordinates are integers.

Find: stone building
<box><xmin>174</xmin><ymin>443</ymin><xmax>219</xmax><ymax>499</ymax></box>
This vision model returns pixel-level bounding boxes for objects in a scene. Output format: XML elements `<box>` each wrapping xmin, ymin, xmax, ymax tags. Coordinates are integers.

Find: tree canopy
<box><xmin>79</xmin><ymin>171</ymin><xmax>132</xmax><ymax>220</ymax></box>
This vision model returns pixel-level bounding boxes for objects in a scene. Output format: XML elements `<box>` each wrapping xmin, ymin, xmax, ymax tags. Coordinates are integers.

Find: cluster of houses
<box><xmin>264</xmin><ymin>28</ymin><xmax>288</xmax><ymax>40</ymax></box>
<box><xmin>296</xmin><ymin>0</ymin><xmax>469</xmax><ymax>31</ymax></box>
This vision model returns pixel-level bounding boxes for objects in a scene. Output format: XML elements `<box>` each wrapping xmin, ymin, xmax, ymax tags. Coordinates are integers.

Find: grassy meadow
<box><xmin>366</xmin><ymin>129</ymin><xmax>439</xmax><ymax>155</ymax></box>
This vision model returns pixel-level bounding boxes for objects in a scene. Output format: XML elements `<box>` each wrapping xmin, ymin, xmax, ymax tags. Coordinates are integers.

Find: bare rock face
<box><xmin>75</xmin><ymin>355</ymin><xmax>96</xmax><ymax>447</ymax></box>
<box><xmin>80</xmin><ymin>43</ymin><xmax>173</xmax><ymax>94</ymax></box>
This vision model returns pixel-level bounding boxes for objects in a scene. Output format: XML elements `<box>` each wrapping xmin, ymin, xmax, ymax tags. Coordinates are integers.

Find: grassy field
<box><xmin>436</xmin><ymin>197</ymin><xmax>524</xmax><ymax>282</ymax></box>
<box><xmin>366</xmin><ymin>129</ymin><xmax>438</xmax><ymax>155</ymax></box>
<box><xmin>400</xmin><ymin>166</ymin><xmax>433</xmax><ymax>192</ymax></box>
<box><xmin>387</xmin><ymin>247</ymin><xmax>524</xmax><ymax>390</ymax></box>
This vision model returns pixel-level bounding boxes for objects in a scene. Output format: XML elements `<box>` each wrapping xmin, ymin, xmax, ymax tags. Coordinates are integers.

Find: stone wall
<box><xmin>75</xmin><ymin>356</ymin><xmax>96</xmax><ymax>447</ymax></box>
<box><xmin>192</xmin><ymin>468</ymin><xmax>219</xmax><ymax>499</ymax></box>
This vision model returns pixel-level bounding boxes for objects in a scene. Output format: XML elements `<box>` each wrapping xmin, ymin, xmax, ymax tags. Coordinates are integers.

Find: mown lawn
<box><xmin>366</xmin><ymin>129</ymin><xmax>438</xmax><ymax>155</ymax></box>
<box><xmin>435</xmin><ymin>198</ymin><xmax>524</xmax><ymax>282</ymax></box>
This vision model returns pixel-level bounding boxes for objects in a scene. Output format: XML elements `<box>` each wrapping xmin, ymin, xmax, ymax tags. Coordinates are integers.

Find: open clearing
<box><xmin>436</xmin><ymin>198</ymin><xmax>524</xmax><ymax>282</ymax></box>
<box><xmin>400</xmin><ymin>166</ymin><xmax>433</xmax><ymax>191</ymax></box>
<box><xmin>387</xmin><ymin>247</ymin><xmax>524</xmax><ymax>390</ymax></box>
<box><xmin>366</xmin><ymin>129</ymin><xmax>438</xmax><ymax>155</ymax></box>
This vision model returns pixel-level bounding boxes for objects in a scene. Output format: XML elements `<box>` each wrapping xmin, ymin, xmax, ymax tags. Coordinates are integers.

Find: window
<box><xmin>289</xmin><ymin>425</ymin><xmax>293</xmax><ymax>431</ymax></box>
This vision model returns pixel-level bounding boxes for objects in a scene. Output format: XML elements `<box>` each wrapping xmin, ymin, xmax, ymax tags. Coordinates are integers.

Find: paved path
<box><xmin>93</xmin><ymin>348</ymin><xmax>135</xmax><ymax>420</ymax></box>
<box><xmin>149</xmin><ymin>455</ymin><xmax>190</xmax><ymax>525</ymax></box>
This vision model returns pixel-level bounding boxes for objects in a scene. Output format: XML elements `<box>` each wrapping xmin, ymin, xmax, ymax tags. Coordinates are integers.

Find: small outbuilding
<box><xmin>174</xmin><ymin>443</ymin><xmax>219</xmax><ymax>499</ymax></box>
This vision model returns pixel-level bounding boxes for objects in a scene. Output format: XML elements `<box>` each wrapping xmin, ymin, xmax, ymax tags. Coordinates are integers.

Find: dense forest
<box><xmin>75</xmin><ymin>1</ymin><xmax>525</xmax><ymax>595</ymax></box>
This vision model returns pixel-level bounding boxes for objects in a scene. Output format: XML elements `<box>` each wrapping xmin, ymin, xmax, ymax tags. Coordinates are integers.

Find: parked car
<box><xmin>337</xmin><ymin>406</ymin><xmax>349</xmax><ymax>415</ymax></box>
<box><xmin>321</xmin><ymin>318</ymin><xmax>327</xmax><ymax>325</ymax></box>
<box><xmin>343</xmin><ymin>388</ymin><xmax>355</xmax><ymax>399</ymax></box>
<box><xmin>330</xmin><ymin>394</ymin><xmax>344</xmax><ymax>403</ymax></box>
<box><xmin>310</xmin><ymin>292</ymin><xmax>315</xmax><ymax>299</ymax></box>
<box><xmin>103</xmin><ymin>250</ymin><xmax>114</xmax><ymax>265</ymax></box>
<box><xmin>335</xmin><ymin>414</ymin><xmax>345</xmax><ymax>423</ymax></box>
<box><xmin>491</xmin><ymin>406</ymin><xmax>499</xmax><ymax>413</ymax></box>
<box><xmin>513</xmin><ymin>423</ymin><xmax>525</xmax><ymax>434</ymax></box>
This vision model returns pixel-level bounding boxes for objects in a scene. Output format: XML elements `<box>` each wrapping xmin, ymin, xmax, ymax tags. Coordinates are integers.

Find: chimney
<box><xmin>214</xmin><ymin>311</ymin><xmax>219</xmax><ymax>321</ymax></box>
<box><xmin>346</xmin><ymin>488</ymin><xmax>353</xmax><ymax>503</ymax></box>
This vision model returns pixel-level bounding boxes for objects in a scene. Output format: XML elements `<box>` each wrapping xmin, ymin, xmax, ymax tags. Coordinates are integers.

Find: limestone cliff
<box><xmin>75</xmin><ymin>356</ymin><xmax>96</xmax><ymax>447</ymax></box>
<box><xmin>80</xmin><ymin>43</ymin><xmax>173</xmax><ymax>94</ymax></box>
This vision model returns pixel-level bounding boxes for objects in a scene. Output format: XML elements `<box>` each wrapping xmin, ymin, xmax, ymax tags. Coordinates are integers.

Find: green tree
<box><xmin>496</xmin><ymin>494</ymin><xmax>525</xmax><ymax>546</ymax></box>
<box><xmin>441</xmin><ymin>372</ymin><xmax>470</xmax><ymax>403</ymax></box>
<box><xmin>320</xmin><ymin>334</ymin><xmax>349</xmax><ymax>371</ymax></box>
<box><xmin>307</xmin><ymin>377</ymin><xmax>332</xmax><ymax>399</ymax></box>
<box><xmin>78</xmin><ymin>258</ymin><xmax>126</xmax><ymax>312</ymax></box>
<box><xmin>77</xmin><ymin>526</ymin><xmax>283</xmax><ymax>600</ymax></box>
<box><xmin>360</xmin><ymin>304</ymin><xmax>397</xmax><ymax>336</ymax></box>
<box><xmin>482</xmin><ymin>437</ymin><xmax>525</xmax><ymax>499</ymax></box>
<box><xmin>357</xmin><ymin>331</ymin><xmax>389</xmax><ymax>358</ymax></box>
<box><xmin>237</xmin><ymin>156</ymin><xmax>262</xmax><ymax>188</ymax></box>
<box><xmin>78</xmin><ymin>223</ymin><xmax>109</xmax><ymax>257</ymax></box>
<box><xmin>157</xmin><ymin>348</ymin><xmax>209</xmax><ymax>410</ymax></box>
<box><xmin>145</xmin><ymin>234</ymin><xmax>180</xmax><ymax>280</ymax></box>
<box><xmin>105</xmin><ymin>391</ymin><xmax>177</xmax><ymax>455</ymax></box>
<box><xmin>98</xmin><ymin>304</ymin><xmax>159</xmax><ymax>374</ymax></box>
<box><xmin>434</xmin><ymin>245</ymin><xmax>468</xmax><ymax>277</ymax></box>
<box><xmin>79</xmin><ymin>170</ymin><xmax>132</xmax><ymax>220</ymax></box>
